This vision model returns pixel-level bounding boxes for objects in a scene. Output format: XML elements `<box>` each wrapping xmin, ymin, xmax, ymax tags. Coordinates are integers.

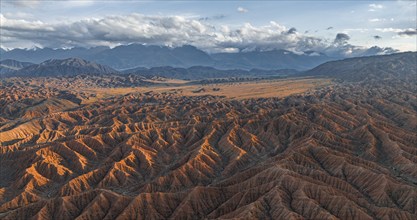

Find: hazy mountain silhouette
<box><xmin>0</xmin><ymin>59</ymin><xmax>34</xmax><ymax>74</ymax></box>
<box><xmin>1</xmin><ymin>45</ymin><xmax>335</xmax><ymax>70</ymax></box>
<box><xmin>212</xmin><ymin>49</ymin><xmax>331</xmax><ymax>70</ymax></box>
<box><xmin>10</xmin><ymin>58</ymin><xmax>119</xmax><ymax>77</ymax></box>
<box><xmin>303</xmin><ymin>52</ymin><xmax>417</xmax><ymax>81</ymax></box>
<box><xmin>123</xmin><ymin>65</ymin><xmax>298</xmax><ymax>80</ymax></box>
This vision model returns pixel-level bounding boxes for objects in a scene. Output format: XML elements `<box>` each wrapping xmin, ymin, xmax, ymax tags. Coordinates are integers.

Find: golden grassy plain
<box><xmin>85</xmin><ymin>77</ymin><xmax>332</xmax><ymax>100</ymax></box>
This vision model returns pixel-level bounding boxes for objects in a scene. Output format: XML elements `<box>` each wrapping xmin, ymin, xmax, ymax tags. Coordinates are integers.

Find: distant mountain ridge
<box><xmin>9</xmin><ymin>58</ymin><xmax>118</xmax><ymax>77</ymax></box>
<box><xmin>0</xmin><ymin>59</ymin><xmax>33</xmax><ymax>74</ymax></box>
<box><xmin>1</xmin><ymin>44</ymin><xmax>335</xmax><ymax>70</ymax></box>
<box><xmin>123</xmin><ymin>65</ymin><xmax>298</xmax><ymax>80</ymax></box>
<box><xmin>211</xmin><ymin>49</ymin><xmax>331</xmax><ymax>70</ymax></box>
<box><xmin>1</xmin><ymin>57</ymin><xmax>298</xmax><ymax>79</ymax></box>
<box><xmin>303</xmin><ymin>52</ymin><xmax>417</xmax><ymax>81</ymax></box>
<box><xmin>3</xmin><ymin>52</ymin><xmax>415</xmax><ymax>80</ymax></box>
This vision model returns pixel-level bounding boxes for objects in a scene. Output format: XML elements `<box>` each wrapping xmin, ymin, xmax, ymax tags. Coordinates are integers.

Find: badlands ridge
<box><xmin>0</xmin><ymin>53</ymin><xmax>416</xmax><ymax>219</ymax></box>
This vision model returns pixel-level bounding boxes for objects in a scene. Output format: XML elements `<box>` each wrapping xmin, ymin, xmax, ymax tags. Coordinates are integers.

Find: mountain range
<box><xmin>1</xmin><ymin>57</ymin><xmax>299</xmax><ymax>79</ymax></box>
<box><xmin>2</xmin><ymin>52</ymin><xmax>415</xmax><ymax>80</ymax></box>
<box><xmin>123</xmin><ymin>66</ymin><xmax>298</xmax><ymax>80</ymax></box>
<box><xmin>1</xmin><ymin>44</ymin><xmax>337</xmax><ymax>70</ymax></box>
<box><xmin>303</xmin><ymin>52</ymin><xmax>417</xmax><ymax>81</ymax></box>
<box><xmin>0</xmin><ymin>59</ymin><xmax>33</xmax><ymax>74</ymax></box>
<box><xmin>5</xmin><ymin>58</ymin><xmax>118</xmax><ymax>77</ymax></box>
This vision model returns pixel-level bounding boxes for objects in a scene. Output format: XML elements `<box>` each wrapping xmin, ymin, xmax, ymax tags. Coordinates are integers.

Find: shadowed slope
<box><xmin>9</xmin><ymin>58</ymin><xmax>118</xmax><ymax>77</ymax></box>
<box><xmin>304</xmin><ymin>52</ymin><xmax>417</xmax><ymax>81</ymax></box>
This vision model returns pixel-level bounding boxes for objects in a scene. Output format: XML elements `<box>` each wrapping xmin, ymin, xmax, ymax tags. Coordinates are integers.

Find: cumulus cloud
<box><xmin>287</xmin><ymin>27</ymin><xmax>297</xmax><ymax>35</ymax></box>
<box><xmin>369</xmin><ymin>18</ymin><xmax>383</xmax><ymax>22</ymax></box>
<box><xmin>368</xmin><ymin>4</ymin><xmax>383</xmax><ymax>11</ymax></box>
<box><xmin>0</xmin><ymin>13</ymin><xmax>324</xmax><ymax>52</ymax></box>
<box><xmin>0</xmin><ymin>13</ymin><xmax>397</xmax><ymax>57</ymax></box>
<box><xmin>375</xmin><ymin>28</ymin><xmax>403</xmax><ymax>33</ymax></box>
<box><xmin>360</xmin><ymin>46</ymin><xmax>397</xmax><ymax>56</ymax></box>
<box><xmin>321</xmin><ymin>33</ymin><xmax>397</xmax><ymax>57</ymax></box>
<box><xmin>334</xmin><ymin>33</ymin><xmax>350</xmax><ymax>44</ymax></box>
<box><xmin>398</xmin><ymin>29</ymin><xmax>417</xmax><ymax>36</ymax></box>
<box><xmin>1</xmin><ymin>13</ymin><xmax>213</xmax><ymax>49</ymax></box>
<box><xmin>375</xmin><ymin>27</ymin><xmax>417</xmax><ymax>37</ymax></box>
<box><xmin>324</xmin><ymin>44</ymin><xmax>397</xmax><ymax>58</ymax></box>
<box><xmin>237</xmin><ymin>7</ymin><xmax>248</xmax><ymax>13</ymax></box>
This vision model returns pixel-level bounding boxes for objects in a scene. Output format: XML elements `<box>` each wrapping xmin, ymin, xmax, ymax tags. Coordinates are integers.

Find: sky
<box><xmin>0</xmin><ymin>0</ymin><xmax>416</xmax><ymax>56</ymax></box>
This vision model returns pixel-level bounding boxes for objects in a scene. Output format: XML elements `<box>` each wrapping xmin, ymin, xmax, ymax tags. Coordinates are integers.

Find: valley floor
<box><xmin>85</xmin><ymin>77</ymin><xmax>332</xmax><ymax>100</ymax></box>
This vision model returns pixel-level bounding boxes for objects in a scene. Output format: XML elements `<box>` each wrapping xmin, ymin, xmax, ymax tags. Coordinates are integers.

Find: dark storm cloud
<box><xmin>287</xmin><ymin>27</ymin><xmax>297</xmax><ymax>34</ymax></box>
<box><xmin>334</xmin><ymin>33</ymin><xmax>350</xmax><ymax>44</ymax></box>
<box><xmin>398</xmin><ymin>29</ymin><xmax>417</xmax><ymax>36</ymax></box>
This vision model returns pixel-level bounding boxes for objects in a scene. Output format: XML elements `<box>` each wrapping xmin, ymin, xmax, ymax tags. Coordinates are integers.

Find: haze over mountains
<box><xmin>1</xmin><ymin>57</ymin><xmax>298</xmax><ymax>80</ymax></box>
<box><xmin>7</xmin><ymin>58</ymin><xmax>118</xmax><ymax>77</ymax></box>
<box><xmin>3</xmin><ymin>52</ymin><xmax>414</xmax><ymax>81</ymax></box>
<box><xmin>0</xmin><ymin>44</ymin><xmax>381</xmax><ymax>70</ymax></box>
<box><xmin>304</xmin><ymin>52</ymin><xmax>417</xmax><ymax>81</ymax></box>
<box><xmin>0</xmin><ymin>59</ymin><xmax>33</xmax><ymax>74</ymax></box>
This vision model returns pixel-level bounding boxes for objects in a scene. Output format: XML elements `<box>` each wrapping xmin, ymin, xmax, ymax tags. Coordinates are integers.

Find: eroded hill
<box><xmin>0</xmin><ymin>53</ymin><xmax>416</xmax><ymax>219</ymax></box>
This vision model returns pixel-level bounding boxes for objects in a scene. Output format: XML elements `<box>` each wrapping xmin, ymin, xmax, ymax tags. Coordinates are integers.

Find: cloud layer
<box><xmin>334</xmin><ymin>33</ymin><xmax>350</xmax><ymax>44</ymax></box>
<box><xmin>398</xmin><ymin>29</ymin><xmax>417</xmax><ymax>36</ymax></box>
<box><xmin>368</xmin><ymin>4</ymin><xmax>384</xmax><ymax>12</ymax></box>
<box><xmin>0</xmin><ymin>13</ymin><xmax>398</xmax><ymax>57</ymax></box>
<box><xmin>237</xmin><ymin>7</ymin><xmax>248</xmax><ymax>13</ymax></box>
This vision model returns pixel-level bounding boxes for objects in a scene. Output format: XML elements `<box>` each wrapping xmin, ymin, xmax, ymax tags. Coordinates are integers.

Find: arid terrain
<box><xmin>85</xmin><ymin>77</ymin><xmax>331</xmax><ymax>100</ymax></box>
<box><xmin>0</xmin><ymin>53</ymin><xmax>416</xmax><ymax>219</ymax></box>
